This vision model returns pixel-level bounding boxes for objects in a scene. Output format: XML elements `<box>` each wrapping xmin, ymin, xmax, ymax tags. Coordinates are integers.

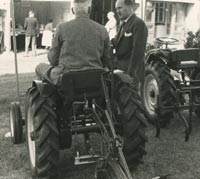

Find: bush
<box><xmin>184</xmin><ymin>29</ymin><xmax>200</xmax><ymax>48</ymax></box>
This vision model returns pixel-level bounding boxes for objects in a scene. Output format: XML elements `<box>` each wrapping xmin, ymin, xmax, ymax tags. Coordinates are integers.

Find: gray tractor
<box><xmin>9</xmin><ymin>0</ymin><xmax>147</xmax><ymax>178</ymax></box>
<box><xmin>142</xmin><ymin>37</ymin><xmax>200</xmax><ymax>140</ymax></box>
<box><xmin>10</xmin><ymin>69</ymin><xmax>147</xmax><ymax>179</ymax></box>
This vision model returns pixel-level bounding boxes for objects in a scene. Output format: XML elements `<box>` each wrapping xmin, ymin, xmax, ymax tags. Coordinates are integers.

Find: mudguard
<box><xmin>32</xmin><ymin>80</ymin><xmax>56</xmax><ymax>98</ymax></box>
<box><xmin>145</xmin><ymin>48</ymin><xmax>171</xmax><ymax>65</ymax></box>
<box><xmin>113</xmin><ymin>70</ymin><xmax>133</xmax><ymax>84</ymax></box>
<box><xmin>146</xmin><ymin>48</ymin><xmax>200</xmax><ymax>70</ymax></box>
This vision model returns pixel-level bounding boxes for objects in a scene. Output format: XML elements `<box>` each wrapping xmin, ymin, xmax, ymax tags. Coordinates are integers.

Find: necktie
<box><xmin>118</xmin><ymin>21</ymin><xmax>125</xmax><ymax>39</ymax></box>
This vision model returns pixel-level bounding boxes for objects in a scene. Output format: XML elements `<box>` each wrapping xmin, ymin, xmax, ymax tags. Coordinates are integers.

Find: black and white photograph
<box><xmin>0</xmin><ymin>0</ymin><xmax>200</xmax><ymax>179</ymax></box>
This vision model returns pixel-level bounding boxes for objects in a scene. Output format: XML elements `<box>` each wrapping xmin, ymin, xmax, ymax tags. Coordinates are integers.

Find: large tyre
<box><xmin>114</xmin><ymin>73</ymin><xmax>147</xmax><ymax>169</ymax></box>
<box><xmin>9</xmin><ymin>101</ymin><xmax>23</xmax><ymax>144</ymax></box>
<box><xmin>25</xmin><ymin>86</ymin><xmax>59</xmax><ymax>179</ymax></box>
<box><xmin>191</xmin><ymin>70</ymin><xmax>200</xmax><ymax>117</ymax></box>
<box><xmin>142</xmin><ymin>59</ymin><xmax>176</xmax><ymax>127</ymax></box>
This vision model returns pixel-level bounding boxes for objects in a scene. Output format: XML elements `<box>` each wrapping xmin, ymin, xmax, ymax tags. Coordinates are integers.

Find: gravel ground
<box><xmin>0</xmin><ymin>49</ymin><xmax>48</xmax><ymax>75</ymax></box>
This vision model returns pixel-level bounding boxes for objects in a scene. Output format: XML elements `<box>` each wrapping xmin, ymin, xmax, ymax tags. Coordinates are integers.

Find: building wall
<box><xmin>0</xmin><ymin>0</ymin><xmax>10</xmax><ymax>52</ymax></box>
<box><xmin>185</xmin><ymin>0</ymin><xmax>200</xmax><ymax>32</ymax></box>
<box><xmin>0</xmin><ymin>10</ymin><xmax>6</xmax><ymax>32</ymax></box>
<box><xmin>145</xmin><ymin>0</ymin><xmax>200</xmax><ymax>45</ymax></box>
<box><xmin>14</xmin><ymin>1</ymin><xmax>71</xmax><ymax>29</ymax></box>
<box><xmin>49</xmin><ymin>1</ymin><xmax>71</xmax><ymax>27</ymax></box>
<box><xmin>15</xmin><ymin>1</ymin><xmax>49</xmax><ymax>27</ymax></box>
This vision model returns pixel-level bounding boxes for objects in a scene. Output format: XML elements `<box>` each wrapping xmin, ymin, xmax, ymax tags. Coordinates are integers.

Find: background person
<box><xmin>24</xmin><ymin>10</ymin><xmax>39</xmax><ymax>57</ymax></box>
<box><xmin>114</xmin><ymin>0</ymin><xmax>148</xmax><ymax>86</ymax></box>
<box><xmin>35</xmin><ymin>0</ymin><xmax>111</xmax><ymax>85</ymax></box>
<box><xmin>105</xmin><ymin>11</ymin><xmax>117</xmax><ymax>40</ymax></box>
<box><xmin>42</xmin><ymin>18</ymin><xmax>53</xmax><ymax>50</ymax></box>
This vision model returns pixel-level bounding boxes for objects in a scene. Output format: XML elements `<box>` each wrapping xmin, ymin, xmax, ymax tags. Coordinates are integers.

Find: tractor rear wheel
<box><xmin>25</xmin><ymin>86</ymin><xmax>59</xmax><ymax>179</ymax></box>
<box><xmin>142</xmin><ymin>60</ymin><xmax>176</xmax><ymax>127</ymax></box>
<box><xmin>114</xmin><ymin>74</ymin><xmax>147</xmax><ymax>169</ymax></box>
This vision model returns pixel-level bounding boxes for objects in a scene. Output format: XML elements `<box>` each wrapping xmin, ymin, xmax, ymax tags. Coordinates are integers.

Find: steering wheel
<box><xmin>156</xmin><ymin>37</ymin><xmax>179</xmax><ymax>48</ymax></box>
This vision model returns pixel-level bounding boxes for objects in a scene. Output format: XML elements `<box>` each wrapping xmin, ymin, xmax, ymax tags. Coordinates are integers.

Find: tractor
<box><xmin>142</xmin><ymin>37</ymin><xmax>200</xmax><ymax>140</ymax></box>
<box><xmin>9</xmin><ymin>68</ymin><xmax>147</xmax><ymax>179</ymax></box>
<box><xmin>8</xmin><ymin>0</ymin><xmax>148</xmax><ymax>178</ymax></box>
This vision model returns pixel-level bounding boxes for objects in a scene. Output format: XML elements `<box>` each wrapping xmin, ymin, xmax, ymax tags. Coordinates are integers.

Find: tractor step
<box><xmin>74</xmin><ymin>154</ymin><xmax>100</xmax><ymax>165</ymax></box>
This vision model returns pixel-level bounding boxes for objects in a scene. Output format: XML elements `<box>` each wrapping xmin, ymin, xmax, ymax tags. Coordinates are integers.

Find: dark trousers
<box><xmin>25</xmin><ymin>35</ymin><xmax>37</xmax><ymax>55</ymax></box>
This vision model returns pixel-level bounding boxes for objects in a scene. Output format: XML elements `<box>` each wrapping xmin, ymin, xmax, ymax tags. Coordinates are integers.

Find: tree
<box><xmin>184</xmin><ymin>29</ymin><xmax>200</xmax><ymax>48</ymax></box>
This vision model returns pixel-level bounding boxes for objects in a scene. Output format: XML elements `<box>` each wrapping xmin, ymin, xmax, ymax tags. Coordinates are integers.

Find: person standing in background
<box><xmin>42</xmin><ymin>18</ymin><xmax>53</xmax><ymax>50</ymax></box>
<box><xmin>105</xmin><ymin>11</ymin><xmax>117</xmax><ymax>40</ymax></box>
<box><xmin>24</xmin><ymin>10</ymin><xmax>39</xmax><ymax>57</ymax></box>
<box><xmin>114</xmin><ymin>0</ymin><xmax>148</xmax><ymax>87</ymax></box>
<box><xmin>114</xmin><ymin>0</ymin><xmax>148</xmax><ymax>169</ymax></box>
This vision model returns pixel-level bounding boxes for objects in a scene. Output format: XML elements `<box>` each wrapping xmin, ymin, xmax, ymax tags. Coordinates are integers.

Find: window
<box><xmin>166</xmin><ymin>4</ymin><xmax>173</xmax><ymax>35</ymax></box>
<box><xmin>155</xmin><ymin>2</ymin><xmax>166</xmax><ymax>25</ymax></box>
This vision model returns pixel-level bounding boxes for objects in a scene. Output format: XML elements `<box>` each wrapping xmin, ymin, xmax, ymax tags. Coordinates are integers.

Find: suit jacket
<box><xmin>24</xmin><ymin>17</ymin><xmax>39</xmax><ymax>36</ymax></box>
<box><xmin>115</xmin><ymin>14</ymin><xmax>148</xmax><ymax>83</ymax></box>
<box><xmin>46</xmin><ymin>14</ymin><xmax>111</xmax><ymax>85</ymax></box>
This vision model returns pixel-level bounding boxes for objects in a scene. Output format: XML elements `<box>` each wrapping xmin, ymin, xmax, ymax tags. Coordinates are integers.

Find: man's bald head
<box><xmin>72</xmin><ymin>0</ymin><xmax>92</xmax><ymax>15</ymax></box>
<box><xmin>115</xmin><ymin>0</ymin><xmax>138</xmax><ymax>20</ymax></box>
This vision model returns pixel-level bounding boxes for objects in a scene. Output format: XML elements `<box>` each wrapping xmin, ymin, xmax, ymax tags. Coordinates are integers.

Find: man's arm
<box><xmin>47</xmin><ymin>25</ymin><xmax>62</xmax><ymax>66</ymax></box>
<box><xmin>127</xmin><ymin>20</ymin><xmax>148</xmax><ymax>81</ymax></box>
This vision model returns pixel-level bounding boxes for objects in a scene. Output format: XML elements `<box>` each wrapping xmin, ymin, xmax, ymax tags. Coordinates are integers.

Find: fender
<box><xmin>113</xmin><ymin>70</ymin><xmax>133</xmax><ymax>84</ymax></box>
<box><xmin>32</xmin><ymin>80</ymin><xmax>56</xmax><ymax>98</ymax></box>
<box><xmin>145</xmin><ymin>48</ymin><xmax>171</xmax><ymax>65</ymax></box>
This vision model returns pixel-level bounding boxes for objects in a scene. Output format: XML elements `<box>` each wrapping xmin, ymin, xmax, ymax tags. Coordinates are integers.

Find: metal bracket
<box><xmin>177</xmin><ymin>111</ymin><xmax>191</xmax><ymax>142</ymax></box>
<box><xmin>74</xmin><ymin>154</ymin><xmax>100</xmax><ymax>165</ymax></box>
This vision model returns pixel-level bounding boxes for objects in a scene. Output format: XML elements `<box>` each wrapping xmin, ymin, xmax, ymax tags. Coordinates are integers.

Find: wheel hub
<box><xmin>10</xmin><ymin>110</ymin><xmax>14</xmax><ymax>138</ymax></box>
<box><xmin>143</xmin><ymin>74</ymin><xmax>159</xmax><ymax>116</ymax></box>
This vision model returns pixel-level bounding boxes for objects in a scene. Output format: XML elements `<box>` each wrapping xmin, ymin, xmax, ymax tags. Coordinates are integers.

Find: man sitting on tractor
<box><xmin>35</xmin><ymin>0</ymin><xmax>111</xmax><ymax>85</ymax></box>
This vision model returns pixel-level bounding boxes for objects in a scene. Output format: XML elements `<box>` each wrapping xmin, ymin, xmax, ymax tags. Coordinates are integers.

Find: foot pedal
<box><xmin>75</xmin><ymin>154</ymin><xmax>100</xmax><ymax>165</ymax></box>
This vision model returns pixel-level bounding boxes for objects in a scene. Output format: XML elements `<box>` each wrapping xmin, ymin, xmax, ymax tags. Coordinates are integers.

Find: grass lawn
<box><xmin>0</xmin><ymin>73</ymin><xmax>200</xmax><ymax>179</ymax></box>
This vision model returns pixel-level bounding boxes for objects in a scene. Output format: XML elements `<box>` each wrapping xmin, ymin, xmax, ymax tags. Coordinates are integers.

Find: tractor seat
<box><xmin>59</xmin><ymin>69</ymin><xmax>105</xmax><ymax>102</ymax></box>
<box><xmin>170</xmin><ymin>48</ymin><xmax>200</xmax><ymax>70</ymax></box>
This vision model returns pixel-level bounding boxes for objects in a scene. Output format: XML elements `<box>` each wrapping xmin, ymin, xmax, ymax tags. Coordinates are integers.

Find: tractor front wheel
<box><xmin>9</xmin><ymin>101</ymin><xmax>23</xmax><ymax>144</ymax></box>
<box><xmin>142</xmin><ymin>60</ymin><xmax>176</xmax><ymax>127</ymax></box>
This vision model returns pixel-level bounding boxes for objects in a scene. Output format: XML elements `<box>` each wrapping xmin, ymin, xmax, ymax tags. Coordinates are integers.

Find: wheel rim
<box><xmin>9</xmin><ymin>110</ymin><xmax>14</xmax><ymax>138</ymax></box>
<box><xmin>143</xmin><ymin>73</ymin><xmax>159</xmax><ymax>116</ymax></box>
<box><xmin>27</xmin><ymin>107</ymin><xmax>36</xmax><ymax>168</ymax></box>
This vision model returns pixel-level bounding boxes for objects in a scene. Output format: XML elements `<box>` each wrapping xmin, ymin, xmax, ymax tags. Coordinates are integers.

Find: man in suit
<box><xmin>35</xmin><ymin>0</ymin><xmax>110</xmax><ymax>85</ymax></box>
<box><xmin>24</xmin><ymin>10</ymin><xmax>39</xmax><ymax>56</ymax></box>
<box><xmin>115</xmin><ymin>0</ymin><xmax>148</xmax><ymax>85</ymax></box>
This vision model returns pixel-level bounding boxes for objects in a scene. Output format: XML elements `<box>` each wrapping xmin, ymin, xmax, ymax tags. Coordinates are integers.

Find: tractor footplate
<box><xmin>75</xmin><ymin>154</ymin><xmax>100</xmax><ymax>165</ymax></box>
